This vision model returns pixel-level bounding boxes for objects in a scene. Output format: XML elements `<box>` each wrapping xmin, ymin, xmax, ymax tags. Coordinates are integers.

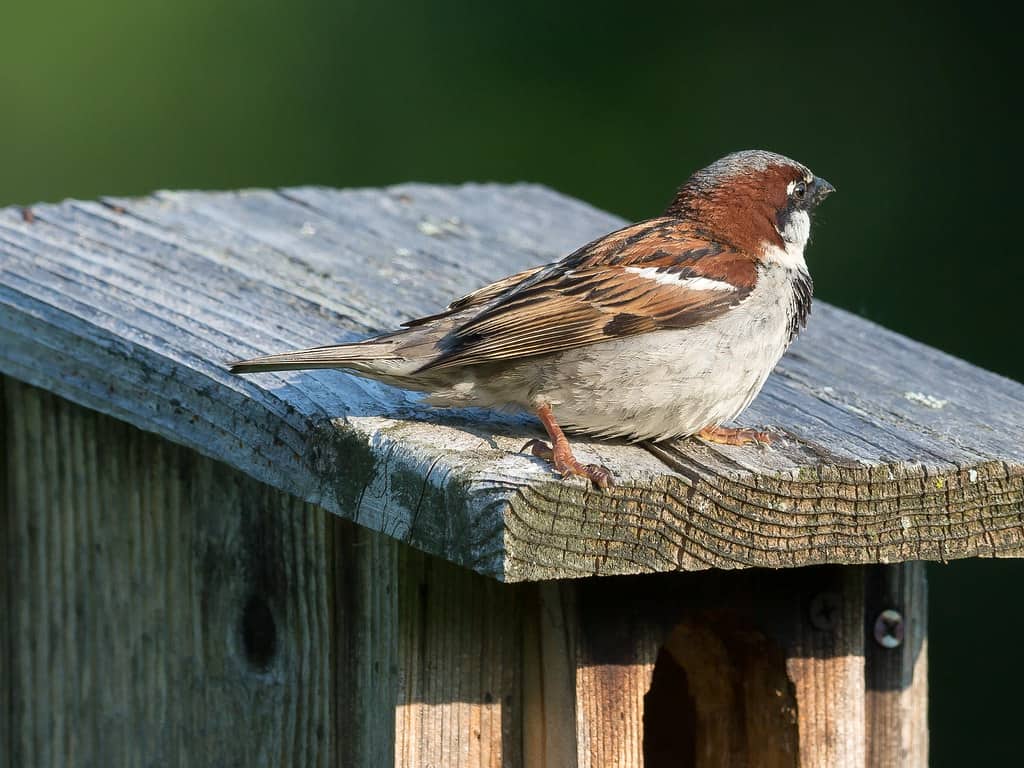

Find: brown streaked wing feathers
<box><xmin>417</xmin><ymin>218</ymin><xmax>757</xmax><ymax>371</ymax></box>
<box><xmin>402</xmin><ymin>266</ymin><xmax>545</xmax><ymax>327</ymax></box>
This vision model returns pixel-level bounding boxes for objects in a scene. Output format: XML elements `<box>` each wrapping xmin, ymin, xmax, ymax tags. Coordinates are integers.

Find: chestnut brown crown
<box><xmin>666</xmin><ymin>150</ymin><xmax>834</xmax><ymax>253</ymax></box>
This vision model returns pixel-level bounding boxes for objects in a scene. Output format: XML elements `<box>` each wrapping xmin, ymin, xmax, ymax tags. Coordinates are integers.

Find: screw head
<box><xmin>873</xmin><ymin>609</ymin><xmax>904</xmax><ymax>649</ymax></box>
<box><xmin>809</xmin><ymin>592</ymin><xmax>841</xmax><ymax>631</ymax></box>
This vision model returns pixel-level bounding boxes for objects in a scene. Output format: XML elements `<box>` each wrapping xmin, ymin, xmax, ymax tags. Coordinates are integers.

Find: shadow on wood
<box><xmin>553</xmin><ymin>567</ymin><xmax>926</xmax><ymax>767</ymax></box>
<box><xmin>644</xmin><ymin>614</ymin><xmax>798</xmax><ymax>767</ymax></box>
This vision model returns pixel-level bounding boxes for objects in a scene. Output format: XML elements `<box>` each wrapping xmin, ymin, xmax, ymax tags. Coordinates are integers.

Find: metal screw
<box><xmin>809</xmin><ymin>592</ymin><xmax>841</xmax><ymax>631</ymax></box>
<box><xmin>873</xmin><ymin>609</ymin><xmax>904</xmax><ymax>649</ymax></box>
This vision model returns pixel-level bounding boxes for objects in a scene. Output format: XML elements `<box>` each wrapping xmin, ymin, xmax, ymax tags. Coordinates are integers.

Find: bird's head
<box><xmin>667</xmin><ymin>150</ymin><xmax>834</xmax><ymax>268</ymax></box>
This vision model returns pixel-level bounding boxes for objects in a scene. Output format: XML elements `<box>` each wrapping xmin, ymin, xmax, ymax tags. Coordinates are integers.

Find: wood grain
<box><xmin>1</xmin><ymin>376</ymin><xmax>335</xmax><ymax>766</ymax></box>
<box><xmin>2</xmin><ymin>377</ymin><xmax>538</xmax><ymax>767</ymax></box>
<box><xmin>332</xmin><ymin>520</ymin><xmax>400</xmax><ymax>767</ymax></box>
<box><xmin>655</xmin><ymin>616</ymin><xmax>798</xmax><ymax>768</ymax></box>
<box><xmin>1</xmin><ymin>378</ymin><xmax>930</xmax><ymax>768</ymax></box>
<box><xmin>0</xmin><ymin>373</ymin><xmax>10</xmax><ymax>768</ymax></box>
<box><xmin>573</xmin><ymin>588</ymin><xmax>659</xmax><ymax>768</ymax></box>
<box><xmin>785</xmin><ymin>568</ymin><xmax>866</xmax><ymax>768</ymax></box>
<box><xmin>2</xmin><ymin>184</ymin><xmax>1022</xmax><ymax>581</ymax></box>
<box><xmin>394</xmin><ymin>546</ymin><xmax>524</xmax><ymax>767</ymax></box>
<box><xmin>531</xmin><ymin>568</ymin><xmax>921</xmax><ymax>767</ymax></box>
<box><xmin>522</xmin><ymin>583</ymin><xmax>578</xmax><ymax>768</ymax></box>
<box><xmin>865</xmin><ymin>563</ymin><xmax>928</xmax><ymax>767</ymax></box>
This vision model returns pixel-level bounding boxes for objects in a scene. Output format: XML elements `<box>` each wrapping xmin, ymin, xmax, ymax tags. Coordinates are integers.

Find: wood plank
<box><xmin>394</xmin><ymin>547</ymin><xmax>524</xmax><ymax>767</ymax></box>
<box><xmin>522</xmin><ymin>583</ymin><xmax>579</xmax><ymax>768</ymax></box>
<box><xmin>0</xmin><ymin>375</ymin><xmax>10</xmax><ymax>768</ymax></box>
<box><xmin>1</xmin><ymin>377</ymin><xmax>336</xmax><ymax>766</ymax></box>
<box><xmin>865</xmin><ymin>563</ymin><xmax>928</xmax><ymax>767</ymax></box>
<box><xmin>1</xmin><ymin>184</ymin><xmax>1022</xmax><ymax>581</ymax></box>
<box><xmin>2</xmin><ymin>376</ymin><xmax>544</xmax><ymax>768</ymax></box>
<box><xmin>524</xmin><ymin>578</ymin><xmax>662</xmax><ymax>768</ymax></box>
<box><xmin>332</xmin><ymin>520</ymin><xmax>401</xmax><ymax>767</ymax></box>
<box><xmin>1</xmin><ymin>383</ymin><xmax>932</xmax><ymax>768</ymax></box>
<box><xmin>552</xmin><ymin>568</ymin><xmax>886</xmax><ymax>768</ymax></box>
<box><xmin>785</xmin><ymin>568</ymin><xmax>866</xmax><ymax>768</ymax></box>
<box><xmin>572</xmin><ymin>587</ymin><xmax>660</xmax><ymax>768</ymax></box>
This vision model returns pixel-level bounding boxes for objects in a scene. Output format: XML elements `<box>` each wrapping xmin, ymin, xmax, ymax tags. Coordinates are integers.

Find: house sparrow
<box><xmin>231</xmin><ymin>150</ymin><xmax>834</xmax><ymax>489</ymax></box>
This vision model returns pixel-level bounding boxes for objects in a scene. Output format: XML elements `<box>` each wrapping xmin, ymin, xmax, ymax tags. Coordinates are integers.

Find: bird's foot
<box><xmin>697</xmin><ymin>425</ymin><xmax>772</xmax><ymax>447</ymax></box>
<box><xmin>520</xmin><ymin>439</ymin><xmax>615</xmax><ymax>490</ymax></box>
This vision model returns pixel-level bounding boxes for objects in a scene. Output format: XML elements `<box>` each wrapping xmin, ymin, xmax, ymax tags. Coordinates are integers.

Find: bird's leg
<box><xmin>697</xmin><ymin>425</ymin><xmax>772</xmax><ymax>446</ymax></box>
<box><xmin>521</xmin><ymin>404</ymin><xmax>615</xmax><ymax>489</ymax></box>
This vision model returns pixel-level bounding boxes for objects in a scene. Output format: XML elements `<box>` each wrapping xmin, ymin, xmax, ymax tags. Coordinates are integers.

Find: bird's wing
<box><xmin>418</xmin><ymin>218</ymin><xmax>758</xmax><ymax>371</ymax></box>
<box><xmin>402</xmin><ymin>266</ymin><xmax>546</xmax><ymax>328</ymax></box>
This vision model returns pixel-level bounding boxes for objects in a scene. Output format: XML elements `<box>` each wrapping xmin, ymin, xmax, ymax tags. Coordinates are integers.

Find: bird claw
<box><xmin>520</xmin><ymin>438</ymin><xmax>553</xmax><ymax>460</ymax></box>
<box><xmin>556</xmin><ymin>460</ymin><xmax>615</xmax><ymax>491</ymax></box>
<box><xmin>697</xmin><ymin>426</ymin><xmax>773</xmax><ymax>447</ymax></box>
<box><xmin>520</xmin><ymin>439</ymin><xmax>615</xmax><ymax>490</ymax></box>
<box><xmin>575</xmin><ymin>463</ymin><xmax>615</xmax><ymax>491</ymax></box>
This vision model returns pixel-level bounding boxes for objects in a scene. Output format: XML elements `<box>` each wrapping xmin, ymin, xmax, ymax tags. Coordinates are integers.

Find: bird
<box><xmin>231</xmin><ymin>150</ymin><xmax>834</xmax><ymax>489</ymax></box>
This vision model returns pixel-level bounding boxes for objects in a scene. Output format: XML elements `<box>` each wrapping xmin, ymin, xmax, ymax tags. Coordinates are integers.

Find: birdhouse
<box><xmin>3</xmin><ymin>183</ymin><xmax>1022</xmax><ymax>767</ymax></box>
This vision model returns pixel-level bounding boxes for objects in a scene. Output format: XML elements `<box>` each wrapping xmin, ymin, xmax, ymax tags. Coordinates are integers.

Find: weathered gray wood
<box><xmin>1</xmin><ymin>376</ymin><xmax>336</xmax><ymax>766</ymax></box>
<box><xmin>332</xmin><ymin>521</ymin><xmax>401</xmax><ymax>767</ymax></box>
<box><xmin>2</xmin><ymin>184</ymin><xmax>1022</xmax><ymax>581</ymax></box>
<box><xmin>2</xmin><ymin>376</ymin><xmax>531</xmax><ymax>767</ymax></box>
<box><xmin>0</xmin><ymin>375</ymin><xmax>10</xmax><ymax>768</ymax></box>
<box><xmin>1</xmin><ymin>379</ymin><xmax>929</xmax><ymax>766</ymax></box>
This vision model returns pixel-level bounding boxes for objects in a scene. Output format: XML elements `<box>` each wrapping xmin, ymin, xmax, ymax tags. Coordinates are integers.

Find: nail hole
<box><xmin>240</xmin><ymin>594</ymin><xmax>277</xmax><ymax>670</ymax></box>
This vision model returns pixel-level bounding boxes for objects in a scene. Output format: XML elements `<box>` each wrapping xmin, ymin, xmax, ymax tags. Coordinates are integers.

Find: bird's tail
<box><xmin>229</xmin><ymin>338</ymin><xmax>406</xmax><ymax>375</ymax></box>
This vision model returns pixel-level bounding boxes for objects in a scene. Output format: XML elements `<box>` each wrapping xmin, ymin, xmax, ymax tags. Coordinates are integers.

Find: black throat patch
<box><xmin>788</xmin><ymin>268</ymin><xmax>814</xmax><ymax>343</ymax></box>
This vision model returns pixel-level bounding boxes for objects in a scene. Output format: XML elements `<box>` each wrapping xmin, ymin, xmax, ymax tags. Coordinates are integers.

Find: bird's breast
<box><xmin>534</xmin><ymin>265</ymin><xmax>811</xmax><ymax>441</ymax></box>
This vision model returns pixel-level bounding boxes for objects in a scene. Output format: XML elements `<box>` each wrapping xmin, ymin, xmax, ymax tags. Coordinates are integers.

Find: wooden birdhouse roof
<box><xmin>3</xmin><ymin>183</ymin><xmax>1022</xmax><ymax>581</ymax></box>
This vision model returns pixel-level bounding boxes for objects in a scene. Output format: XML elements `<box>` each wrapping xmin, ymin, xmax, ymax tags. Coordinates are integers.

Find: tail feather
<box><xmin>231</xmin><ymin>312</ymin><xmax>464</xmax><ymax>377</ymax></box>
<box><xmin>229</xmin><ymin>340</ymin><xmax>400</xmax><ymax>374</ymax></box>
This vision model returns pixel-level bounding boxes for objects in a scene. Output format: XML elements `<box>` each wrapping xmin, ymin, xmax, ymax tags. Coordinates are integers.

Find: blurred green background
<box><xmin>2</xmin><ymin>1</ymin><xmax>1020</xmax><ymax>762</ymax></box>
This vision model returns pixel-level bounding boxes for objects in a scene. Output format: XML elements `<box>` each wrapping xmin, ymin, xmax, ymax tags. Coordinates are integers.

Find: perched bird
<box><xmin>231</xmin><ymin>150</ymin><xmax>834</xmax><ymax>488</ymax></box>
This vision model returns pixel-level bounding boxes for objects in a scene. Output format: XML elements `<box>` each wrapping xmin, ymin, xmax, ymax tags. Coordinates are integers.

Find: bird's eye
<box><xmin>793</xmin><ymin>181</ymin><xmax>807</xmax><ymax>200</ymax></box>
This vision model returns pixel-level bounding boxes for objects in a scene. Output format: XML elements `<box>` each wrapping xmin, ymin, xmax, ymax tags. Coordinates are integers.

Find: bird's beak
<box><xmin>811</xmin><ymin>177</ymin><xmax>835</xmax><ymax>207</ymax></box>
